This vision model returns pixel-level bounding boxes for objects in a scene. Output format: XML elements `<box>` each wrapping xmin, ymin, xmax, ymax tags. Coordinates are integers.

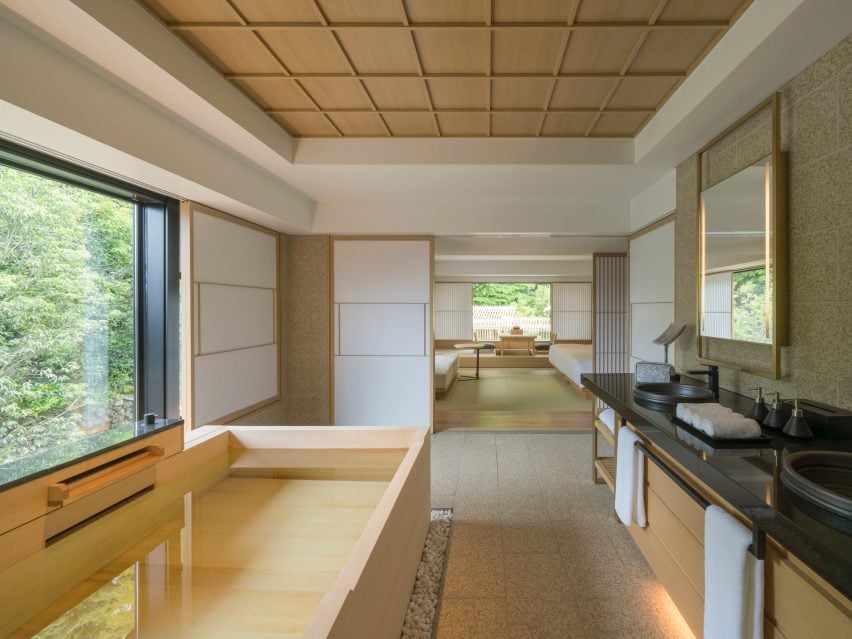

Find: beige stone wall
<box><xmin>231</xmin><ymin>234</ymin><xmax>332</xmax><ymax>425</ymax></box>
<box><xmin>675</xmin><ymin>34</ymin><xmax>852</xmax><ymax>409</ymax></box>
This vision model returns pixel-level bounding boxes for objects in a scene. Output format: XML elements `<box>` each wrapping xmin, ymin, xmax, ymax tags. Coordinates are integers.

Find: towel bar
<box><xmin>634</xmin><ymin>440</ymin><xmax>765</xmax><ymax>559</ymax></box>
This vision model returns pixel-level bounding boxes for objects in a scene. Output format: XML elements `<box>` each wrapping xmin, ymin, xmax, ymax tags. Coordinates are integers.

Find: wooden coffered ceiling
<box><xmin>137</xmin><ymin>0</ymin><xmax>753</xmax><ymax>138</ymax></box>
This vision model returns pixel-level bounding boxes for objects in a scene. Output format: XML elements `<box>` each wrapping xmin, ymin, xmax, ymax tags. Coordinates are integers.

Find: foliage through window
<box><xmin>732</xmin><ymin>267</ymin><xmax>770</xmax><ymax>343</ymax></box>
<box><xmin>472</xmin><ymin>283</ymin><xmax>551</xmax><ymax>341</ymax></box>
<box><xmin>0</xmin><ymin>164</ymin><xmax>135</xmax><ymax>465</ymax></box>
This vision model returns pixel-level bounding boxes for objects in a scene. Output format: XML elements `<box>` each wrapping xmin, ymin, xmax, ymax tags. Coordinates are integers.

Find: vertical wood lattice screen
<box><xmin>594</xmin><ymin>255</ymin><xmax>629</xmax><ymax>377</ymax></box>
<box><xmin>552</xmin><ymin>283</ymin><xmax>593</xmax><ymax>340</ymax></box>
<box><xmin>434</xmin><ymin>283</ymin><xmax>473</xmax><ymax>340</ymax></box>
<box><xmin>701</xmin><ymin>272</ymin><xmax>733</xmax><ymax>339</ymax></box>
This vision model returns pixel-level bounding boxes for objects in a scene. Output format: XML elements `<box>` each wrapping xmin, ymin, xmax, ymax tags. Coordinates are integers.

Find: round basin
<box><xmin>632</xmin><ymin>382</ymin><xmax>715</xmax><ymax>412</ymax></box>
<box><xmin>781</xmin><ymin>451</ymin><xmax>852</xmax><ymax>521</ymax></box>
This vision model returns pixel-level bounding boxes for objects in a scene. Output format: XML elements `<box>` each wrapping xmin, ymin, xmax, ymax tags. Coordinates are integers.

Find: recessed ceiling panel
<box><xmin>316</xmin><ymin>0</ymin><xmax>404</xmax><ymax>23</ymax></box>
<box><xmin>182</xmin><ymin>30</ymin><xmax>282</xmax><ymax>74</ymax></box>
<box><xmin>428</xmin><ymin>78</ymin><xmax>489</xmax><ymax>109</ymax></box>
<box><xmin>234</xmin><ymin>78</ymin><xmax>315</xmax><ymax>109</ymax></box>
<box><xmin>629</xmin><ymin>29</ymin><xmax>721</xmax><ymax>73</ymax></box>
<box><xmin>336</xmin><ymin>30</ymin><xmax>421</xmax><ymax>74</ymax></box>
<box><xmin>492</xmin><ymin>79</ymin><xmax>552</xmax><ymax>109</ymax></box>
<box><xmin>139</xmin><ymin>0</ymin><xmax>752</xmax><ymax>137</ymax></box>
<box><xmin>575</xmin><ymin>0</ymin><xmax>660</xmax><ymax>23</ymax></box>
<box><xmin>383</xmin><ymin>112</ymin><xmax>439</xmax><ymax>136</ymax></box>
<box><xmin>561</xmin><ymin>30</ymin><xmax>643</xmax><ymax>74</ymax></box>
<box><xmin>492</xmin><ymin>113</ymin><xmax>543</xmax><ymax>136</ymax></box>
<box><xmin>415</xmin><ymin>30</ymin><xmax>489</xmax><ymax>74</ymax></box>
<box><xmin>541</xmin><ymin>112</ymin><xmax>597</xmax><ymax>136</ymax></box>
<box><xmin>298</xmin><ymin>78</ymin><xmax>374</xmax><ymax>109</ymax></box>
<box><xmin>436</xmin><ymin>113</ymin><xmax>489</xmax><ymax>136</ymax></box>
<box><xmin>327</xmin><ymin>112</ymin><xmax>389</xmax><ymax>136</ymax></box>
<box><xmin>549</xmin><ymin>78</ymin><xmax>617</xmax><ymax>109</ymax></box>
<box><xmin>493</xmin><ymin>30</ymin><xmax>564</xmax><ymax>74</ymax></box>
<box><xmin>272</xmin><ymin>112</ymin><xmax>339</xmax><ymax>136</ymax></box>
<box><xmin>262</xmin><ymin>30</ymin><xmax>352</xmax><ymax>73</ymax></box>
<box><xmin>231</xmin><ymin>0</ymin><xmax>322</xmax><ymax>22</ymax></box>
<box><xmin>406</xmin><ymin>0</ymin><xmax>486</xmax><ymax>23</ymax></box>
<box><xmin>362</xmin><ymin>78</ymin><xmax>432</xmax><ymax>109</ymax></box>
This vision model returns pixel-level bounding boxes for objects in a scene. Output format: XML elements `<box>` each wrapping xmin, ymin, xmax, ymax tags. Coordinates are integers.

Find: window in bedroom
<box><xmin>0</xmin><ymin>140</ymin><xmax>180</xmax><ymax>476</ymax></box>
<box><xmin>472</xmin><ymin>283</ymin><xmax>551</xmax><ymax>341</ymax></box>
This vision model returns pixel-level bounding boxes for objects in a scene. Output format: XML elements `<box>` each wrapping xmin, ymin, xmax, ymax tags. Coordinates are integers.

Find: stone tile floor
<box><xmin>431</xmin><ymin>432</ymin><xmax>695</xmax><ymax>639</ymax></box>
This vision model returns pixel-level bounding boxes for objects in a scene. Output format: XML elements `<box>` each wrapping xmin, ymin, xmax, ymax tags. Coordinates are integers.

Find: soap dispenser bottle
<box><xmin>748</xmin><ymin>387</ymin><xmax>769</xmax><ymax>422</ymax></box>
<box><xmin>782</xmin><ymin>400</ymin><xmax>813</xmax><ymax>439</ymax></box>
<box><xmin>763</xmin><ymin>392</ymin><xmax>791</xmax><ymax>430</ymax></box>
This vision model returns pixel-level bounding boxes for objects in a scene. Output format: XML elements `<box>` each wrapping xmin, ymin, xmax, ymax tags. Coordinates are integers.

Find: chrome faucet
<box><xmin>687</xmin><ymin>365</ymin><xmax>720</xmax><ymax>400</ymax></box>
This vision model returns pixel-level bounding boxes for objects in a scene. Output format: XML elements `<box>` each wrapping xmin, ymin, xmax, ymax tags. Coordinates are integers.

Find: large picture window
<box><xmin>472</xmin><ymin>283</ymin><xmax>551</xmax><ymax>341</ymax></box>
<box><xmin>0</xmin><ymin>141</ymin><xmax>179</xmax><ymax>474</ymax></box>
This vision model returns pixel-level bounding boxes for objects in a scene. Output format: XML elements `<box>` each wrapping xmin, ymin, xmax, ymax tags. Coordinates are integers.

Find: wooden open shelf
<box><xmin>594</xmin><ymin>457</ymin><xmax>616</xmax><ymax>492</ymax></box>
<box><xmin>593</xmin><ymin>418</ymin><xmax>615</xmax><ymax>445</ymax></box>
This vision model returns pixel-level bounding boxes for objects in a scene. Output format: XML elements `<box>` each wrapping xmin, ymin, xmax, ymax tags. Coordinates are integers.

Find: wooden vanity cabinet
<box><xmin>623</xmin><ymin>428</ymin><xmax>852</xmax><ymax>639</ymax></box>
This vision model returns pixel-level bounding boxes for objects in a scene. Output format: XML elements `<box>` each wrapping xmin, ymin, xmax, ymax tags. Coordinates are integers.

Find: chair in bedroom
<box><xmin>534</xmin><ymin>333</ymin><xmax>556</xmax><ymax>353</ymax></box>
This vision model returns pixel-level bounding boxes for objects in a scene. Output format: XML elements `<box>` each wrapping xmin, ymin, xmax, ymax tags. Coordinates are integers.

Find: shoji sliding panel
<box><xmin>594</xmin><ymin>254</ymin><xmax>629</xmax><ymax>376</ymax></box>
<box><xmin>552</xmin><ymin>283</ymin><xmax>592</xmax><ymax>341</ymax></box>
<box><xmin>629</xmin><ymin>220</ymin><xmax>675</xmax><ymax>368</ymax></box>
<box><xmin>333</xmin><ymin>238</ymin><xmax>432</xmax><ymax>427</ymax></box>
<box><xmin>190</xmin><ymin>203</ymin><xmax>278</xmax><ymax>427</ymax></box>
<box><xmin>434</xmin><ymin>282</ymin><xmax>472</xmax><ymax>340</ymax></box>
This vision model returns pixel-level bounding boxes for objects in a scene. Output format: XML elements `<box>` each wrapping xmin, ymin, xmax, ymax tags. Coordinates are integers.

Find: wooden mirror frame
<box><xmin>696</xmin><ymin>92</ymin><xmax>788</xmax><ymax>379</ymax></box>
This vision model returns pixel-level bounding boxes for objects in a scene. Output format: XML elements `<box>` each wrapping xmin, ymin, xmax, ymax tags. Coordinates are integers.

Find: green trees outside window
<box><xmin>732</xmin><ymin>267</ymin><xmax>771</xmax><ymax>344</ymax></box>
<box><xmin>472</xmin><ymin>283</ymin><xmax>552</xmax><ymax>340</ymax></box>
<box><xmin>0</xmin><ymin>164</ymin><xmax>135</xmax><ymax>465</ymax></box>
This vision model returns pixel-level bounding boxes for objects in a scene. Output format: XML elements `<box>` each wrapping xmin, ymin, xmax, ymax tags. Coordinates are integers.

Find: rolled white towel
<box><xmin>695</xmin><ymin>414</ymin><xmax>761</xmax><ymax>439</ymax></box>
<box><xmin>676</xmin><ymin>402</ymin><xmax>732</xmax><ymax>428</ymax></box>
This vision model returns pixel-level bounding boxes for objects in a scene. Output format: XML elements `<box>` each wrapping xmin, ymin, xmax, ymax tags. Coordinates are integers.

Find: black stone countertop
<box><xmin>582</xmin><ymin>372</ymin><xmax>852</xmax><ymax>601</ymax></box>
<box><xmin>0</xmin><ymin>418</ymin><xmax>184</xmax><ymax>492</ymax></box>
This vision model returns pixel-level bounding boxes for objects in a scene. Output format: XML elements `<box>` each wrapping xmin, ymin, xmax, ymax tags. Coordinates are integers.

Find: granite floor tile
<box><xmin>430</xmin><ymin>431</ymin><xmax>695</xmax><ymax>638</ymax></box>
<box><xmin>442</xmin><ymin>549</ymin><xmax>505</xmax><ymax>598</ymax></box>
<box><xmin>435</xmin><ymin>599</ymin><xmax>508</xmax><ymax>639</ymax></box>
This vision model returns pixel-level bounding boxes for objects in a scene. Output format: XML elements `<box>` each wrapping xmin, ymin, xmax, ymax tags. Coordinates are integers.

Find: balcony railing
<box><xmin>472</xmin><ymin>306</ymin><xmax>551</xmax><ymax>341</ymax></box>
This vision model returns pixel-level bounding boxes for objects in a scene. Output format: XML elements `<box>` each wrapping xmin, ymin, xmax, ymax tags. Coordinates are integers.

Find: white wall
<box><xmin>629</xmin><ymin>221</ymin><xmax>675</xmax><ymax>370</ymax></box>
<box><xmin>333</xmin><ymin>239</ymin><xmax>432</xmax><ymax>427</ymax></box>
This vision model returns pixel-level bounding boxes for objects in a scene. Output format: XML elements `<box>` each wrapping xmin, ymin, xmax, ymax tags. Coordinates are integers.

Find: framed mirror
<box><xmin>697</xmin><ymin>94</ymin><xmax>788</xmax><ymax>378</ymax></box>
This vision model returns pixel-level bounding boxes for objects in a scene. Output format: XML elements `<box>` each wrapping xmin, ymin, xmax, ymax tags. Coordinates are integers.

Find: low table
<box><xmin>454</xmin><ymin>343</ymin><xmax>487</xmax><ymax>380</ymax></box>
<box><xmin>497</xmin><ymin>334</ymin><xmax>536</xmax><ymax>355</ymax></box>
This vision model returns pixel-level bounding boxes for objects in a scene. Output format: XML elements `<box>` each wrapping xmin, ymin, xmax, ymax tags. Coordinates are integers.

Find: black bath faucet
<box><xmin>687</xmin><ymin>365</ymin><xmax>720</xmax><ymax>400</ymax></box>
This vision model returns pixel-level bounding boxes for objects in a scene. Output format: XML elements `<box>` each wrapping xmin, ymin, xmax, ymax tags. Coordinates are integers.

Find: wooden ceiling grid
<box><xmin>138</xmin><ymin>0</ymin><xmax>752</xmax><ymax>138</ymax></box>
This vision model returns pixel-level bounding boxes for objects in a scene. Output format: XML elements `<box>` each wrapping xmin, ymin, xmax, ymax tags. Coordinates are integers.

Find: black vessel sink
<box><xmin>782</xmin><ymin>451</ymin><xmax>852</xmax><ymax>521</ymax></box>
<box><xmin>633</xmin><ymin>382</ymin><xmax>715</xmax><ymax>411</ymax></box>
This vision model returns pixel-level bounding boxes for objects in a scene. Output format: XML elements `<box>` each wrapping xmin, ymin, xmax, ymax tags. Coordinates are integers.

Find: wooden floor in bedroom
<box><xmin>434</xmin><ymin>369</ymin><xmax>593</xmax><ymax>433</ymax></box>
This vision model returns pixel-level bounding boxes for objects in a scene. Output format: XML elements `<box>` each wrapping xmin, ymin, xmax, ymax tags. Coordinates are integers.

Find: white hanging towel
<box><xmin>704</xmin><ymin>505</ymin><xmax>764</xmax><ymax>639</ymax></box>
<box><xmin>614</xmin><ymin>428</ymin><xmax>646</xmax><ymax>527</ymax></box>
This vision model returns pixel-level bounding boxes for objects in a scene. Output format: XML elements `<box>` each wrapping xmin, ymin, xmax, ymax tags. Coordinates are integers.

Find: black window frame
<box><xmin>0</xmin><ymin>138</ymin><xmax>181</xmax><ymax>422</ymax></box>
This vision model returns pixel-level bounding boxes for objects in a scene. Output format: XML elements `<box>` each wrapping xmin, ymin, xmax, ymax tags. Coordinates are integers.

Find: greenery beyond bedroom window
<box><xmin>0</xmin><ymin>164</ymin><xmax>135</xmax><ymax>465</ymax></box>
<box><xmin>472</xmin><ymin>283</ymin><xmax>551</xmax><ymax>340</ymax></box>
<box><xmin>732</xmin><ymin>267</ymin><xmax>770</xmax><ymax>344</ymax></box>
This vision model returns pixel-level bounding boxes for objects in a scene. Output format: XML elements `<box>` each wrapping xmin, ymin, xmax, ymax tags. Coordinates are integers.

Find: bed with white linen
<box><xmin>434</xmin><ymin>352</ymin><xmax>459</xmax><ymax>394</ymax></box>
<box><xmin>549</xmin><ymin>343</ymin><xmax>593</xmax><ymax>397</ymax></box>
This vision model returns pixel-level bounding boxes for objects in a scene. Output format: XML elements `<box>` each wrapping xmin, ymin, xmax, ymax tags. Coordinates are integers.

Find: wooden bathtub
<box><xmin>0</xmin><ymin>426</ymin><xmax>431</xmax><ymax>638</ymax></box>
